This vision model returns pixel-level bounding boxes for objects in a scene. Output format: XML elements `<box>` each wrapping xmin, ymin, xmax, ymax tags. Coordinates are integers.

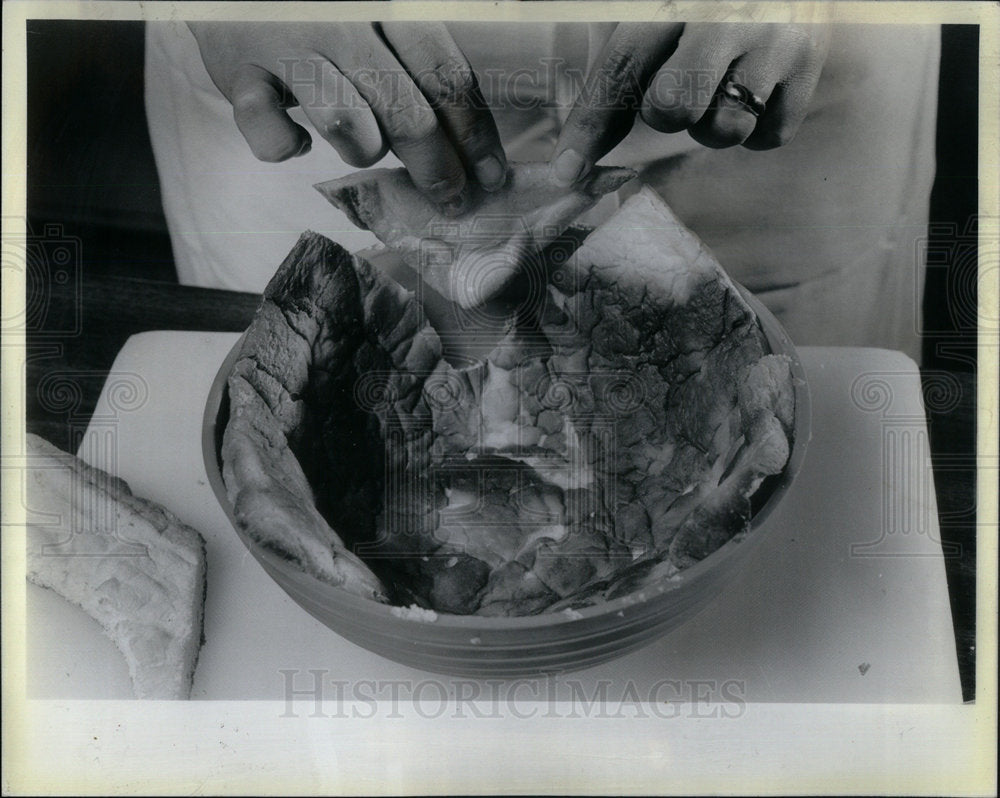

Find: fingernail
<box><xmin>441</xmin><ymin>192</ymin><xmax>470</xmax><ymax>217</ymax></box>
<box><xmin>474</xmin><ymin>154</ymin><xmax>506</xmax><ymax>191</ymax></box>
<box><xmin>552</xmin><ymin>149</ymin><xmax>589</xmax><ymax>187</ymax></box>
<box><xmin>296</xmin><ymin>137</ymin><xmax>312</xmax><ymax>157</ymax></box>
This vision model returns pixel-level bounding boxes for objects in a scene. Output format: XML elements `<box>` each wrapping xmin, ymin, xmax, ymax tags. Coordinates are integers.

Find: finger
<box><xmin>323</xmin><ymin>24</ymin><xmax>469</xmax><ymax>212</ymax></box>
<box><xmin>380</xmin><ymin>22</ymin><xmax>507</xmax><ymax>191</ymax></box>
<box><xmin>742</xmin><ymin>47</ymin><xmax>825</xmax><ymax>150</ymax></box>
<box><xmin>291</xmin><ymin>56</ymin><xmax>388</xmax><ymax>167</ymax></box>
<box><xmin>551</xmin><ymin>22</ymin><xmax>684</xmax><ymax>187</ymax></box>
<box><xmin>640</xmin><ymin>24</ymin><xmax>749</xmax><ymax>135</ymax></box>
<box><xmin>688</xmin><ymin>66</ymin><xmax>775</xmax><ymax>149</ymax></box>
<box><xmin>230</xmin><ymin>65</ymin><xmax>311</xmax><ymax>162</ymax></box>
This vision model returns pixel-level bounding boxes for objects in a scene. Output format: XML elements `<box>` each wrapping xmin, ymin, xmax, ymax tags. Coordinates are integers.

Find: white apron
<box><xmin>145</xmin><ymin>21</ymin><xmax>939</xmax><ymax>361</ymax></box>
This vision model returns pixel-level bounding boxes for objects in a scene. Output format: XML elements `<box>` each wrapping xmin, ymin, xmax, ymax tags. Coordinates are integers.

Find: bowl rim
<box><xmin>202</xmin><ymin>282</ymin><xmax>811</xmax><ymax>631</ymax></box>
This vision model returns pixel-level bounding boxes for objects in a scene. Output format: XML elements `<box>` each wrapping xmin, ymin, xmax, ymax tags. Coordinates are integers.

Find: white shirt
<box><xmin>145</xmin><ymin>21</ymin><xmax>939</xmax><ymax>360</ymax></box>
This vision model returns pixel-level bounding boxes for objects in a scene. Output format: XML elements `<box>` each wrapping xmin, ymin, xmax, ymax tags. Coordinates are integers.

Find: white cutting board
<box><xmin>25</xmin><ymin>332</ymin><xmax>962</xmax><ymax>702</ymax></box>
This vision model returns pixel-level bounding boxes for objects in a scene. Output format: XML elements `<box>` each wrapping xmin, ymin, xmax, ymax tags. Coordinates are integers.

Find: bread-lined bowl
<box><xmin>202</xmin><ymin>211</ymin><xmax>810</xmax><ymax>677</ymax></box>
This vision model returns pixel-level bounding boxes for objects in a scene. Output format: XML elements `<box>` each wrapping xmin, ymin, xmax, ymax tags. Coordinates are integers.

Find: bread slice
<box><xmin>228</xmin><ymin>173</ymin><xmax>795</xmax><ymax>616</ymax></box>
<box><xmin>387</xmin><ymin>188</ymin><xmax>794</xmax><ymax>614</ymax></box>
<box><xmin>26</xmin><ymin>433</ymin><xmax>207</xmax><ymax>699</ymax></box>
<box><xmin>221</xmin><ymin>233</ymin><xmax>421</xmax><ymax>604</ymax></box>
<box><xmin>315</xmin><ymin>163</ymin><xmax>635</xmax><ymax>308</ymax></box>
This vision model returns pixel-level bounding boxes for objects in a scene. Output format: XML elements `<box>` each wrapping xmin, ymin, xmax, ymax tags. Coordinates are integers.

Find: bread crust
<box><xmin>225</xmin><ymin>168</ymin><xmax>796</xmax><ymax>616</ymax></box>
<box><xmin>26</xmin><ymin>433</ymin><xmax>208</xmax><ymax>699</ymax></box>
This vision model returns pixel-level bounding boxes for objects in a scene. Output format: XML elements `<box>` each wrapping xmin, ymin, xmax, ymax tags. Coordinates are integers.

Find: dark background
<box><xmin>26</xmin><ymin>21</ymin><xmax>175</xmax><ymax>282</ymax></box>
<box><xmin>23</xmin><ymin>21</ymin><xmax>980</xmax><ymax>700</ymax></box>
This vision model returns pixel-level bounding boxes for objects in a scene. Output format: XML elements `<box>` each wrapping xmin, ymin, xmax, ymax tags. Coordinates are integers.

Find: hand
<box><xmin>551</xmin><ymin>23</ymin><xmax>831</xmax><ymax>185</ymax></box>
<box><xmin>188</xmin><ymin>21</ymin><xmax>508</xmax><ymax>212</ymax></box>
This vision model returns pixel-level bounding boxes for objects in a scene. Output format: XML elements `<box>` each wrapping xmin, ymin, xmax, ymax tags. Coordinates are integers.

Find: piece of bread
<box><xmin>385</xmin><ymin>187</ymin><xmax>793</xmax><ymax>614</ymax></box>
<box><xmin>226</xmin><ymin>169</ymin><xmax>796</xmax><ymax>616</ymax></box>
<box><xmin>315</xmin><ymin>163</ymin><xmax>635</xmax><ymax>308</ymax></box>
<box><xmin>25</xmin><ymin>433</ymin><xmax>208</xmax><ymax>699</ymax></box>
<box><xmin>221</xmin><ymin>233</ymin><xmax>418</xmax><ymax>604</ymax></box>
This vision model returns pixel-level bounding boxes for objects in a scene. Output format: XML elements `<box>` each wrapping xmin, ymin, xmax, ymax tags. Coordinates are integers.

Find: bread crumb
<box><xmin>390</xmin><ymin>604</ymin><xmax>439</xmax><ymax>623</ymax></box>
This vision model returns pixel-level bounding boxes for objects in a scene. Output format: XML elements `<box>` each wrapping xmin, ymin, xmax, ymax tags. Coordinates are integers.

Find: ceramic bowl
<box><xmin>202</xmin><ymin>284</ymin><xmax>810</xmax><ymax>677</ymax></box>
